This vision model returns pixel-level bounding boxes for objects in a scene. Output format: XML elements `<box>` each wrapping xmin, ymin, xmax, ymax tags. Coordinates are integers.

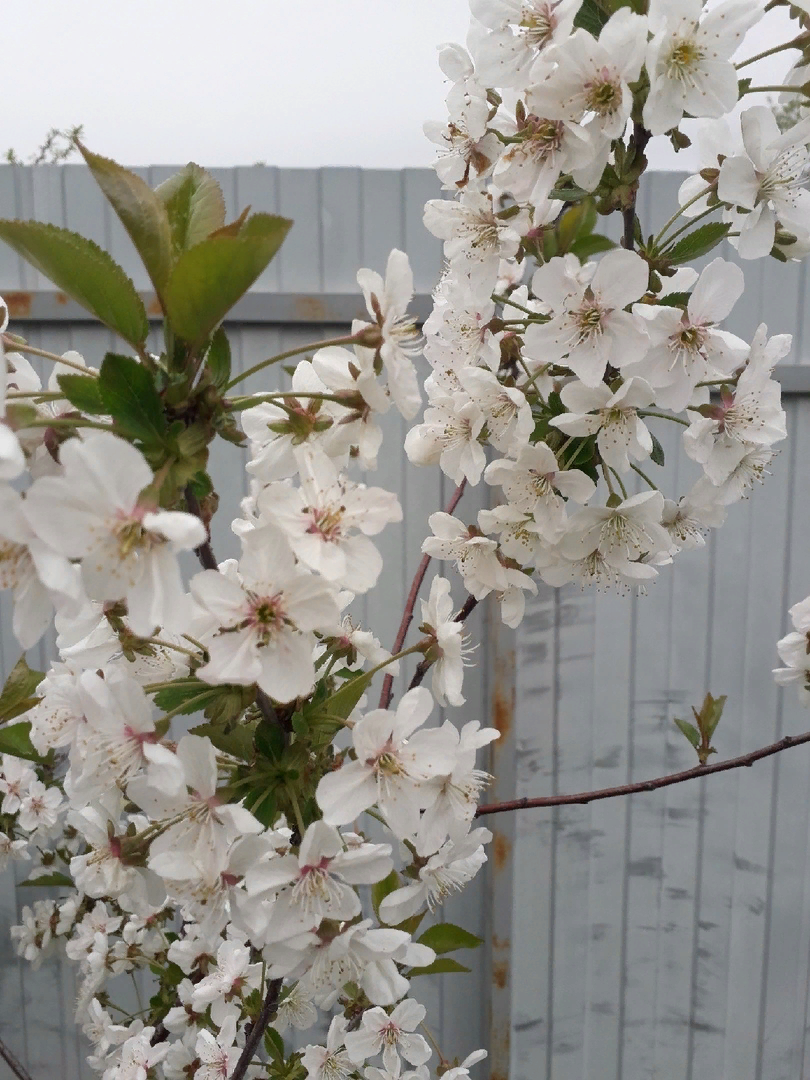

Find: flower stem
<box><xmin>225</xmin><ymin>391</ymin><xmax>351</xmax><ymax>410</ymax></box>
<box><xmin>659</xmin><ymin>203</ymin><xmax>720</xmax><ymax>249</ymax></box>
<box><xmin>744</xmin><ymin>85</ymin><xmax>810</xmax><ymax>95</ymax></box>
<box><xmin>608</xmin><ymin>466</ymin><xmax>629</xmax><ymax>500</ymax></box>
<box><xmin>139</xmin><ymin>637</ymin><xmax>201</xmax><ymax>660</ymax></box>
<box><xmin>653</xmin><ymin>185</ymin><xmax>714</xmax><ymax>247</ymax></box>
<box><xmin>630</xmin><ymin>462</ymin><xmax>658</xmax><ymax>490</ymax></box>
<box><xmin>735</xmin><ymin>35</ymin><xmax>807</xmax><ymax>70</ymax></box>
<box><xmin>22</xmin><ymin>417</ymin><xmax>113</xmax><ymax>431</ymax></box>
<box><xmin>638</xmin><ymin>410</ymin><xmax>689</xmax><ymax>427</ymax></box>
<box><xmin>224</xmin><ymin>334</ymin><xmax>364</xmax><ymax>391</ymax></box>
<box><xmin>2</xmin><ymin>336</ymin><xmax>99</xmax><ymax>375</ymax></box>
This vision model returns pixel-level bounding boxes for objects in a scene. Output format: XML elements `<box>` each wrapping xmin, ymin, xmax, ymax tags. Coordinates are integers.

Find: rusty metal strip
<box><xmin>0</xmin><ymin>289</ymin><xmax>434</xmax><ymax>327</ymax></box>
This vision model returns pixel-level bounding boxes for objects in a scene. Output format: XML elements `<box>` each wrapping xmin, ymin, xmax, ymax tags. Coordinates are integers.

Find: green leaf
<box><xmin>99</xmin><ymin>353</ymin><xmax>166</xmax><ymax>445</ymax></box>
<box><xmin>0</xmin><ymin>220</ymin><xmax>148</xmax><ymax>347</ymax></box>
<box><xmin>190</xmin><ymin>719</ymin><xmax>256</xmax><ymax>761</ymax></box>
<box><xmin>255</xmin><ymin>720</ymin><xmax>286</xmax><ymax>762</ymax></box>
<box><xmin>650</xmin><ymin>432</ymin><xmax>665</xmax><ymax>467</ymax></box>
<box><xmin>319</xmin><ymin>671</ymin><xmax>371</xmax><ymax>723</ymax></box>
<box><xmin>666</xmin><ymin>222</ymin><xmax>731</xmax><ymax>265</ymax></box>
<box><xmin>417</xmin><ymin>923</ymin><xmax>484</xmax><ymax>954</ymax></box>
<box><xmin>0</xmin><ymin>656</ymin><xmax>45</xmax><ymax>723</ymax></box>
<box><xmin>408</xmin><ymin>957</ymin><xmax>471</xmax><ymax>977</ymax></box>
<box><xmin>655</xmin><ymin>291</ymin><xmax>691</xmax><ymax>308</ymax></box>
<box><xmin>155</xmin><ymin>163</ymin><xmax>227</xmax><ymax>254</ymax></box>
<box><xmin>372</xmin><ymin>870</ymin><xmax>400</xmax><ymax>921</ymax></box>
<box><xmin>569</xmin><ymin>233</ymin><xmax>616</xmax><ymax>261</ymax></box>
<box><xmin>78</xmin><ymin>143</ymin><xmax>173</xmax><ymax>296</ymax></box>
<box><xmin>163</xmin><ymin>213</ymin><xmax>292</xmax><ymax>346</ymax></box>
<box><xmin>152</xmin><ymin>680</ymin><xmax>210</xmax><ymax>712</ymax></box>
<box><xmin>264</xmin><ymin>1026</ymin><xmax>285</xmax><ymax>1063</ymax></box>
<box><xmin>19</xmin><ymin>872</ymin><xmax>74</xmax><ymax>888</ymax></box>
<box><xmin>557</xmin><ymin>199</ymin><xmax>597</xmax><ymax>252</ymax></box>
<box><xmin>206</xmin><ymin>327</ymin><xmax>232</xmax><ymax>389</ymax></box>
<box><xmin>574</xmin><ymin>0</ymin><xmax>610</xmax><ymax>35</ymax></box>
<box><xmin>0</xmin><ymin>721</ymin><xmax>42</xmax><ymax>762</ymax></box>
<box><xmin>56</xmin><ymin>373</ymin><xmax>106</xmax><ymax>415</ymax></box>
<box><xmin>674</xmin><ymin>717</ymin><xmax>700</xmax><ymax>750</ymax></box>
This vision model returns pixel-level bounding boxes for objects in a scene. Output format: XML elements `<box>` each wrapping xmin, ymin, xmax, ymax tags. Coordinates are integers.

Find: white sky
<box><xmin>7</xmin><ymin>0</ymin><xmax>801</xmax><ymax>171</ymax></box>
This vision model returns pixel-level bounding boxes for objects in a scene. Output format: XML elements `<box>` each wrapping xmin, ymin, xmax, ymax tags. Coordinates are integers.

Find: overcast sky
<box><xmin>7</xmin><ymin>0</ymin><xmax>800</xmax><ymax>172</ymax></box>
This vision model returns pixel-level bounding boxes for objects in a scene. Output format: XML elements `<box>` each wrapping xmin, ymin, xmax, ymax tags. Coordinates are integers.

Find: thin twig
<box><xmin>407</xmin><ymin>594</ymin><xmax>479</xmax><ymax>692</ymax></box>
<box><xmin>231</xmin><ymin>977</ymin><xmax>283</xmax><ymax>1080</ymax></box>
<box><xmin>378</xmin><ymin>481</ymin><xmax>467</xmax><ymax>709</ymax></box>
<box><xmin>0</xmin><ymin>1037</ymin><xmax>34</xmax><ymax>1080</ymax></box>
<box><xmin>475</xmin><ymin>730</ymin><xmax>810</xmax><ymax>816</ymax></box>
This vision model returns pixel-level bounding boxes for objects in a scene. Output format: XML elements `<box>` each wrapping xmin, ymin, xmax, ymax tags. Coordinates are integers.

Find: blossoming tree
<box><xmin>1</xmin><ymin>0</ymin><xmax>810</xmax><ymax>1077</ymax></box>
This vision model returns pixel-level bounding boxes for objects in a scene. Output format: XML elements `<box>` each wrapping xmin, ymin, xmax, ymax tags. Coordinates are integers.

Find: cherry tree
<box><xmin>1</xmin><ymin>1</ymin><xmax>810</xmax><ymax>1078</ymax></box>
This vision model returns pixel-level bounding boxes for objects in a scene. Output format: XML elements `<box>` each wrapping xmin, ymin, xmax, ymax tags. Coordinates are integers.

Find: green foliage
<box><xmin>0</xmin><ymin>656</ymin><xmax>45</xmax><ymax>723</ymax></box>
<box><xmin>0</xmin><ymin>721</ymin><xmax>42</xmax><ymax>762</ymax></box>
<box><xmin>56</xmin><ymin>373</ymin><xmax>106</xmax><ymax>414</ymax></box>
<box><xmin>573</xmin><ymin>0</ymin><xmax>610</xmax><ymax>35</ymax></box>
<box><xmin>408</xmin><ymin>957</ymin><xmax>472</xmax><ymax>977</ymax></box>
<box><xmin>78</xmin><ymin>143</ymin><xmax>174</xmax><ymax>298</ymax></box>
<box><xmin>0</xmin><ymin>221</ymin><xmax>148</xmax><ymax>347</ymax></box>
<box><xmin>417</xmin><ymin>923</ymin><xmax>484</xmax><ymax>954</ymax></box>
<box><xmin>155</xmin><ymin>163</ymin><xmax>227</xmax><ymax>255</ymax></box>
<box><xmin>162</xmin><ymin>213</ymin><xmax>292</xmax><ymax>347</ymax></box>
<box><xmin>99</xmin><ymin>353</ymin><xmax>167</xmax><ymax>446</ymax></box>
<box><xmin>19</xmin><ymin>872</ymin><xmax>74</xmax><ymax>888</ymax></box>
<box><xmin>674</xmin><ymin>692</ymin><xmax>727</xmax><ymax>765</ymax></box>
<box><xmin>205</xmin><ymin>327</ymin><xmax>232</xmax><ymax>390</ymax></box>
<box><xmin>665</xmin><ymin>222</ymin><xmax>731</xmax><ymax>265</ymax></box>
<box><xmin>372</xmin><ymin>869</ymin><xmax>401</xmax><ymax>921</ymax></box>
<box><xmin>650</xmin><ymin>432</ymin><xmax>666</xmax><ymax>467</ymax></box>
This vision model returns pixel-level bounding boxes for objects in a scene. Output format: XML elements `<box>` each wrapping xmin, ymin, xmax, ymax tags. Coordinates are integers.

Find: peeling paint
<box><xmin>493</xmin><ymin>832</ymin><xmax>511</xmax><ymax>873</ymax></box>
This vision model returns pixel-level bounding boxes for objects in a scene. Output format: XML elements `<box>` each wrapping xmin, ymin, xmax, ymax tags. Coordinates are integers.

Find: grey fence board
<box><xmin>3</xmin><ymin>165</ymin><xmax>810</xmax><ymax>1080</ymax></box>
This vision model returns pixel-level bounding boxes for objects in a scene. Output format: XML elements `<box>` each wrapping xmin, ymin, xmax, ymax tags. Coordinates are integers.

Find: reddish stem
<box><xmin>476</xmin><ymin>730</ymin><xmax>810</xmax><ymax>817</ymax></box>
<box><xmin>378</xmin><ymin>480</ymin><xmax>466</xmax><ymax>709</ymax></box>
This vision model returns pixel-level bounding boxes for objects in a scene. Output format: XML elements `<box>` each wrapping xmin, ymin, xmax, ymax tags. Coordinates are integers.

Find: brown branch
<box><xmin>407</xmin><ymin>594</ymin><xmax>479</xmax><ymax>692</ymax></box>
<box><xmin>622</xmin><ymin>122</ymin><xmax>651</xmax><ymax>252</ymax></box>
<box><xmin>379</xmin><ymin>481</ymin><xmax>466</xmax><ymax>709</ymax></box>
<box><xmin>475</xmin><ymin>730</ymin><xmax>810</xmax><ymax>817</ymax></box>
<box><xmin>231</xmin><ymin>977</ymin><xmax>283</xmax><ymax>1080</ymax></box>
<box><xmin>0</xmin><ymin>1036</ymin><xmax>34</xmax><ymax>1080</ymax></box>
<box><xmin>184</xmin><ymin>484</ymin><xmax>218</xmax><ymax>572</ymax></box>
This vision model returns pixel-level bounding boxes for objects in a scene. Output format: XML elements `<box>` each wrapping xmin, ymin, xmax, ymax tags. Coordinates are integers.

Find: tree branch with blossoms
<box><xmin>1</xmin><ymin>2</ymin><xmax>810</xmax><ymax>1079</ymax></box>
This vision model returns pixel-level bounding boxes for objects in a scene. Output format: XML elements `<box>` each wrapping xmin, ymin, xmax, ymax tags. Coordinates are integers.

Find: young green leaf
<box><xmin>155</xmin><ymin>163</ymin><xmax>227</xmax><ymax>254</ymax></box>
<box><xmin>0</xmin><ymin>656</ymin><xmax>45</xmax><ymax>723</ymax></box>
<box><xmin>206</xmin><ymin>327</ymin><xmax>232</xmax><ymax>389</ymax></box>
<box><xmin>372</xmin><ymin>869</ymin><xmax>400</xmax><ymax>921</ymax></box>
<box><xmin>417</xmin><ymin>923</ymin><xmax>484</xmax><ymax>954</ymax></box>
<box><xmin>162</xmin><ymin>213</ymin><xmax>292</xmax><ymax>347</ymax></box>
<box><xmin>666</xmin><ymin>222</ymin><xmax>731</xmax><ymax>265</ymax></box>
<box><xmin>569</xmin><ymin>233</ymin><xmax>616</xmax><ymax>262</ymax></box>
<box><xmin>674</xmin><ymin>716</ymin><xmax>701</xmax><ymax>751</ymax></box>
<box><xmin>78</xmin><ymin>143</ymin><xmax>173</xmax><ymax>297</ymax></box>
<box><xmin>0</xmin><ymin>721</ymin><xmax>42</xmax><ymax>762</ymax></box>
<box><xmin>98</xmin><ymin>353</ymin><xmax>166</xmax><ymax>445</ymax></box>
<box><xmin>650</xmin><ymin>432</ymin><xmax>666</xmax><ymax>467</ymax></box>
<box><xmin>56</xmin><ymin>373</ymin><xmax>106</xmax><ymax>415</ymax></box>
<box><xmin>0</xmin><ymin>221</ymin><xmax>148</xmax><ymax>347</ymax></box>
<box><xmin>408</xmin><ymin>957</ymin><xmax>471</xmax><ymax>977</ymax></box>
<box><xmin>19</xmin><ymin>872</ymin><xmax>74</xmax><ymax>888</ymax></box>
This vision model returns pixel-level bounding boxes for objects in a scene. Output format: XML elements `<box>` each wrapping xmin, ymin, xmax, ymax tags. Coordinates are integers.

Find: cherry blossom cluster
<box><xmin>0</xmin><ymin>0</ymin><xmax>809</xmax><ymax>1078</ymax></box>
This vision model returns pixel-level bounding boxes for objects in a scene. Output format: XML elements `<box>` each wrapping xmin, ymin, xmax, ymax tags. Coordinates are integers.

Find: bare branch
<box><xmin>0</xmin><ymin>1037</ymin><xmax>34</xmax><ymax>1080</ymax></box>
<box><xmin>379</xmin><ymin>481</ymin><xmax>466</xmax><ymax>709</ymax></box>
<box><xmin>476</xmin><ymin>730</ymin><xmax>810</xmax><ymax>817</ymax></box>
<box><xmin>231</xmin><ymin>978</ymin><xmax>283</xmax><ymax>1080</ymax></box>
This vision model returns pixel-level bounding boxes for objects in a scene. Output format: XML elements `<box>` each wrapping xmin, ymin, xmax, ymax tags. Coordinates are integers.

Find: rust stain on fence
<box><xmin>4</xmin><ymin>292</ymin><xmax>31</xmax><ymax>317</ymax></box>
